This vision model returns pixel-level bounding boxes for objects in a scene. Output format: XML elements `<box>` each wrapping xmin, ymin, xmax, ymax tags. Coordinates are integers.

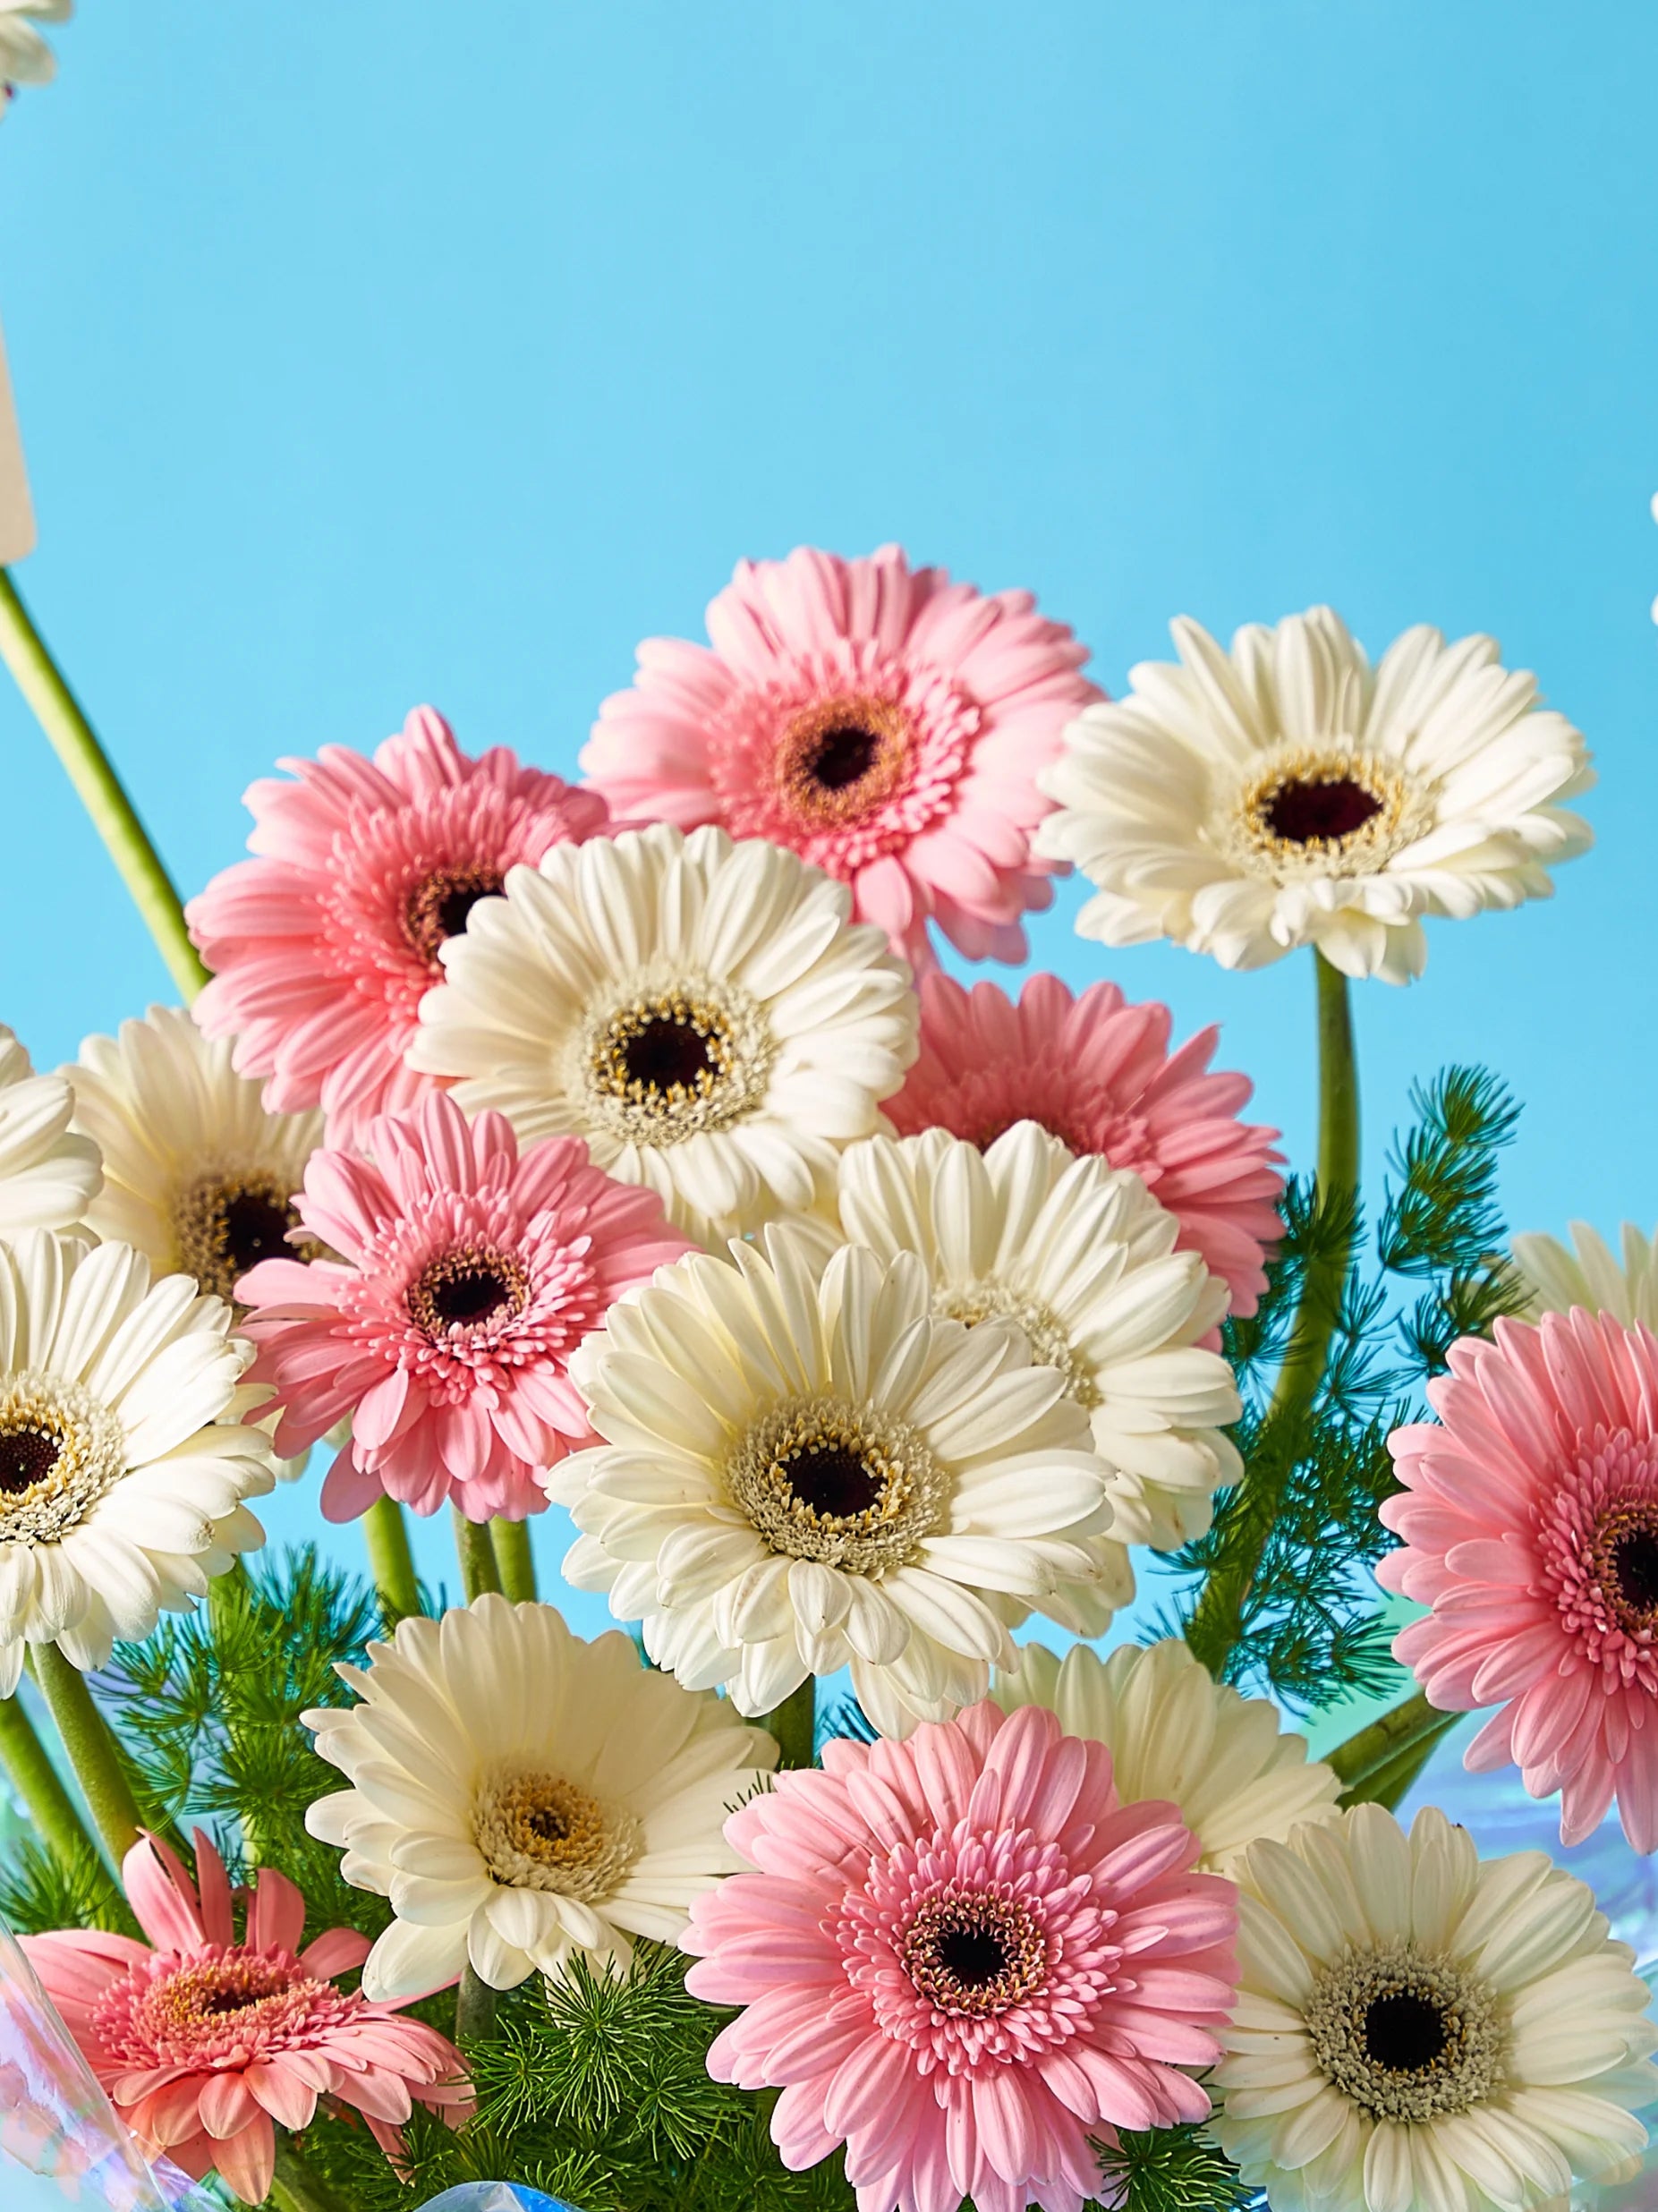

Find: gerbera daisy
<box><xmin>22</xmin><ymin>1829</ymin><xmax>468</xmax><ymax>2204</ymax></box>
<box><xmin>407</xmin><ymin>822</ymin><xmax>919</xmax><ymax>1247</ymax></box>
<box><xmin>0</xmin><ymin>1023</ymin><xmax>101</xmax><ymax>1234</ymax></box>
<box><xmin>683</xmin><ymin>1698</ymin><xmax>1238</xmax><ymax>2212</ymax></box>
<box><xmin>1212</xmin><ymin>1803</ymin><xmax>1658</xmax><ymax>2212</ymax></box>
<box><xmin>1380</xmin><ymin>1307</ymin><xmax>1658</xmax><ymax>1853</ymax></box>
<box><xmin>0</xmin><ymin>1</ymin><xmax>68</xmax><ymax>98</ymax></box>
<box><xmin>303</xmin><ymin>1595</ymin><xmax>776</xmax><ymax>1997</ymax></box>
<box><xmin>1511</xmin><ymin>1220</ymin><xmax>1658</xmax><ymax>1330</ymax></box>
<box><xmin>885</xmin><ymin>972</ymin><xmax>1284</xmax><ymax>1316</ymax></box>
<box><xmin>580</xmin><ymin>544</ymin><xmax>1101</xmax><ymax>968</ymax></box>
<box><xmin>552</xmin><ymin>1223</ymin><xmax>1115</xmax><ymax>1737</ymax></box>
<box><xmin>0</xmin><ymin>1229</ymin><xmax>273</xmax><ymax>1694</ymax></box>
<box><xmin>991</xmin><ymin>1637</ymin><xmax>1340</xmax><ymax>1872</ymax></box>
<box><xmin>186</xmin><ymin>705</ymin><xmax>608</xmax><ymax>1140</ymax></box>
<box><xmin>236</xmin><ymin>1088</ymin><xmax>690</xmax><ymax>1525</ymax></box>
<box><xmin>1036</xmin><ymin>607</ymin><xmax>1593</xmax><ymax>982</ymax></box>
<box><xmin>831</xmin><ymin>1123</ymin><xmax>1241</xmax><ymax>1578</ymax></box>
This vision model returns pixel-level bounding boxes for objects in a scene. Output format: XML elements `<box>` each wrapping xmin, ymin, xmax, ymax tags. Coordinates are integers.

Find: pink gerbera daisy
<box><xmin>682</xmin><ymin>1700</ymin><xmax>1237</xmax><ymax>2212</ymax></box>
<box><xmin>188</xmin><ymin>705</ymin><xmax>608</xmax><ymax>1140</ymax></box>
<box><xmin>1380</xmin><ymin>1306</ymin><xmax>1658</xmax><ymax>1854</ymax></box>
<box><xmin>236</xmin><ymin>1088</ymin><xmax>691</xmax><ymax>1523</ymax></box>
<box><xmin>885</xmin><ymin>972</ymin><xmax>1285</xmax><ymax>1317</ymax></box>
<box><xmin>21</xmin><ymin>1829</ymin><xmax>468</xmax><ymax>2205</ymax></box>
<box><xmin>581</xmin><ymin>545</ymin><xmax>1101</xmax><ymax>968</ymax></box>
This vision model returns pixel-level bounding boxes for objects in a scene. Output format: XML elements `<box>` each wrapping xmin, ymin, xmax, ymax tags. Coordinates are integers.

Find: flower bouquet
<box><xmin>2</xmin><ymin>28</ymin><xmax>1657</xmax><ymax>2212</ymax></box>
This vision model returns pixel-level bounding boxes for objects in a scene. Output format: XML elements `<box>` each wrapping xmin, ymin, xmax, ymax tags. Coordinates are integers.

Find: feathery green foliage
<box><xmin>0</xmin><ymin>1826</ymin><xmax>139</xmax><ymax>1940</ymax></box>
<box><xmin>1092</xmin><ymin>2123</ymin><xmax>1258</xmax><ymax>2212</ymax></box>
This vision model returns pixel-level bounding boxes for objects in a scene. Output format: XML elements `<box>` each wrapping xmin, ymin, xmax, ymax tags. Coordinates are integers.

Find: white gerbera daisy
<box><xmin>1036</xmin><ymin>608</ymin><xmax>1593</xmax><ymax>983</ymax></box>
<box><xmin>303</xmin><ymin>1594</ymin><xmax>776</xmax><ymax>1997</ymax></box>
<box><xmin>0</xmin><ymin>1230</ymin><xmax>274</xmax><ymax>1694</ymax></box>
<box><xmin>552</xmin><ymin>1223</ymin><xmax>1114</xmax><ymax>1738</ymax></box>
<box><xmin>991</xmin><ymin>1638</ymin><xmax>1340</xmax><ymax>1871</ymax></box>
<box><xmin>67</xmin><ymin>1005</ymin><xmax>325</xmax><ymax>1309</ymax></box>
<box><xmin>832</xmin><ymin>1124</ymin><xmax>1241</xmax><ymax>1601</ymax></box>
<box><xmin>1212</xmin><ymin>1803</ymin><xmax>1658</xmax><ymax>2212</ymax></box>
<box><xmin>0</xmin><ymin>1025</ymin><xmax>100</xmax><ymax>1234</ymax></box>
<box><xmin>0</xmin><ymin>1</ymin><xmax>69</xmax><ymax>95</ymax></box>
<box><xmin>406</xmin><ymin>823</ymin><xmax>919</xmax><ymax>1247</ymax></box>
<box><xmin>1511</xmin><ymin>1220</ymin><xmax>1658</xmax><ymax>1330</ymax></box>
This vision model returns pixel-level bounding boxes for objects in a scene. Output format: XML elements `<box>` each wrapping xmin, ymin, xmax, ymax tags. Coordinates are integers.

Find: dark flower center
<box><xmin>199</xmin><ymin>1988</ymin><xmax>259</xmax><ymax>2017</ymax></box>
<box><xmin>430</xmin><ymin>1265</ymin><xmax>513</xmax><ymax>1325</ymax></box>
<box><xmin>1612</xmin><ymin>1527</ymin><xmax>1658</xmax><ymax>1617</ymax></box>
<box><xmin>1263</xmin><ymin>776</ymin><xmax>1383</xmax><ymax>846</ymax></box>
<box><xmin>621</xmin><ymin>1016</ymin><xmax>720</xmax><ymax>1094</ymax></box>
<box><xmin>806</xmin><ymin>725</ymin><xmax>880</xmax><ymax>791</ymax></box>
<box><xmin>934</xmin><ymin>1925</ymin><xmax>1009</xmax><ymax>1989</ymax></box>
<box><xmin>404</xmin><ymin>866</ymin><xmax>506</xmax><ymax>966</ymax></box>
<box><xmin>1364</xmin><ymin>1990</ymin><xmax>1449</xmax><ymax>2073</ymax></box>
<box><xmin>526</xmin><ymin>1806</ymin><xmax>570</xmax><ymax>1843</ymax></box>
<box><xmin>172</xmin><ymin>1170</ymin><xmax>308</xmax><ymax>1307</ymax></box>
<box><xmin>222</xmin><ymin>1191</ymin><xmax>296</xmax><ymax>1277</ymax></box>
<box><xmin>785</xmin><ymin>1446</ymin><xmax>883</xmax><ymax>1520</ymax></box>
<box><xmin>408</xmin><ymin>1247</ymin><xmax>528</xmax><ymax>1336</ymax></box>
<box><xmin>777</xmin><ymin>695</ymin><xmax>911</xmax><ymax>823</ymax></box>
<box><xmin>901</xmin><ymin>1892</ymin><xmax>1048</xmax><ymax>2017</ymax></box>
<box><xmin>0</xmin><ymin>1428</ymin><xmax>58</xmax><ymax>1496</ymax></box>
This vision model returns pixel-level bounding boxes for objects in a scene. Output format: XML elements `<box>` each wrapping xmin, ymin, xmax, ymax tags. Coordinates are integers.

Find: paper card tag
<box><xmin>0</xmin><ymin>317</ymin><xmax>37</xmax><ymax>566</ymax></box>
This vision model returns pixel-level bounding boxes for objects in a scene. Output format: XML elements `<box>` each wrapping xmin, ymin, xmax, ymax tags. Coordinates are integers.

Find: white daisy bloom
<box><xmin>831</xmin><ymin>1124</ymin><xmax>1241</xmax><ymax>1596</ymax></box>
<box><xmin>406</xmin><ymin>823</ymin><xmax>919</xmax><ymax>1247</ymax></box>
<box><xmin>0</xmin><ymin>1</ymin><xmax>70</xmax><ymax>94</ymax></box>
<box><xmin>0</xmin><ymin>1229</ymin><xmax>275</xmax><ymax>1695</ymax></box>
<box><xmin>1212</xmin><ymin>1803</ymin><xmax>1658</xmax><ymax>2212</ymax></box>
<box><xmin>991</xmin><ymin>1637</ymin><xmax>1340</xmax><ymax>1872</ymax></box>
<box><xmin>303</xmin><ymin>1595</ymin><xmax>777</xmax><ymax>1998</ymax></box>
<box><xmin>1510</xmin><ymin>1220</ymin><xmax>1658</xmax><ymax>1331</ymax></box>
<box><xmin>1036</xmin><ymin>607</ymin><xmax>1593</xmax><ymax>983</ymax></box>
<box><xmin>0</xmin><ymin>1025</ymin><xmax>101</xmax><ymax>1235</ymax></box>
<box><xmin>552</xmin><ymin>1223</ymin><xmax>1114</xmax><ymax>1739</ymax></box>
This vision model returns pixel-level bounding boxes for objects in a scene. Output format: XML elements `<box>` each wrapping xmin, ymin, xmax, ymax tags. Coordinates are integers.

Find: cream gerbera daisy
<box><xmin>552</xmin><ymin>1224</ymin><xmax>1114</xmax><ymax>1738</ymax></box>
<box><xmin>0</xmin><ymin>1230</ymin><xmax>274</xmax><ymax>1694</ymax></box>
<box><xmin>1212</xmin><ymin>1804</ymin><xmax>1658</xmax><ymax>2212</ymax></box>
<box><xmin>0</xmin><ymin>1025</ymin><xmax>100</xmax><ymax>1234</ymax></box>
<box><xmin>303</xmin><ymin>1595</ymin><xmax>776</xmax><ymax>1998</ymax></box>
<box><xmin>67</xmin><ymin>1006</ymin><xmax>325</xmax><ymax>1309</ymax></box>
<box><xmin>406</xmin><ymin>823</ymin><xmax>918</xmax><ymax>1246</ymax></box>
<box><xmin>991</xmin><ymin>1638</ymin><xmax>1340</xmax><ymax>1871</ymax></box>
<box><xmin>832</xmin><ymin>1125</ymin><xmax>1241</xmax><ymax>1604</ymax></box>
<box><xmin>1511</xmin><ymin>1220</ymin><xmax>1658</xmax><ymax>1330</ymax></box>
<box><xmin>1037</xmin><ymin>608</ymin><xmax>1593</xmax><ymax>982</ymax></box>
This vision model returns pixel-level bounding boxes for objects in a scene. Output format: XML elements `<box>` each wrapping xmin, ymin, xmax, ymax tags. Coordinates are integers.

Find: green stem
<box><xmin>363</xmin><ymin>1495</ymin><xmax>422</xmax><ymax>1626</ymax></box>
<box><xmin>1186</xmin><ymin>950</ymin><xmax>1360</xmax><ymax>1674</ymax></box>
<box><xmin>453</xmin><ymin>1507</ymin><xmax>503</xmax><ymax>1602</ymax></box>
<box><xmin>1341</xmin><ymin>1715</ymin><xmax>1462</xmax><ymax>1812</ymax></box>
<box><xmin>455</xmin><ymin>1962</ymin><xmax>498</xmax><ymax>2043</ymax></box>
<box><xmin>269</xmin><ymin>2135</ymin><xmax>356</xmax><ymax>2212</ymax></box>
<box><xmin>491</xmin><ymin>1516</ymin><xmax>539</xmax><ymax>1603</ymax></box>
<box><xmin>0</xmin><ymin>1689</ymin><xmax>103</xmax><ymax>1868</ymax></box>
<box><xmin>761</xmin><ymin>1678</ymin><xmax>816</xmax><ymax>1771</ymax></box>
<box><xmin>0</xmin><ymin>570</ymin><xmax>208</xmax><ymax>1000</ymax></box>
<box><xmin>30</xmin><ymin>1645</ymin><xmax>144</xmax><ymax>1864</ymax></box>
<box><xmin>1326</xmin><ymin>1689</ymin><xmax>1450</xmax><ymax>1796</ymax></box>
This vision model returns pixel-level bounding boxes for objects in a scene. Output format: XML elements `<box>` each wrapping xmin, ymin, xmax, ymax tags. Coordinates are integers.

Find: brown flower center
<box><xmin>171</xmin><ymin>1170</ymin><xmax>309</xmax><ymax>1307</ymax></box>
<box><xmin>404</xmin><ymin>866</ymin><xmax>506</xmax><ymax>966</ymax></box>
<box><xmin>727</xmin><ymin>1395</ymin><xmax>948</xmax><ymax>1575</ymax></box>
<box><xmin>408</xmin><ymin>1247</ymin><xmax>529</xmax><ymax>1334</ymax></box>
<box><xmin>472</xmin><ymin>1765</ymin><xmax>642</xmax><ymax>1900</ymax></box>
<box><xmin>0</xmin><ymin>1427</ymin><xmax>59</xmax><ymax>1496</ymax></box>
<box><xmin>1593</xmin><ymin>1505</ymin><xmax>1658</xmax><ymax>1630</ymax></box>
<box><xmin>776</xmin><ymin>696</ymin><xmax>911</xmax><ymax>823</ymax></box>
<box><xmin>1305</xmin><ymin>1941</ymin><xmax>1505</xmax><ymax>2123</ymax></box>
<box><xmin>903</xmin><ymin>1890</ymin><xmax>1048</xmax><ymax>2017</ymax></box>
<box><xmin>1262</xmin><ymin>775</ymin><xmax>1384</xmax><ymax>846</ymax></box>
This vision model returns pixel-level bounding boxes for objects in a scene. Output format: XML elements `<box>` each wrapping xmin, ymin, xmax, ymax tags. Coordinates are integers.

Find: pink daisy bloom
<box><xmin>1380</xmin><ymin>1306</ymin><xmax>1658</xmax><ymax>1854</ymax></box>
<box><xmin>885</xmin><ymin>972</ymin><xmax>1285</xmax><ymax>1318</ymax></box>
<box><xmin>581</xmin><ymin>544</ymin><xmax>1101</xmax><ymax>968</ymax></box>
<box><xmin>21</xmin><ymin>1829</ymin><xmax>468</xmax><ymax>2205</ymax></box>
<box><xmin>236</xmin><ymin>1088</ymin><xmax>691</xmax><ymax>1523</ymax></box>
<box><xmin>683</xmin><ymin>1700</ymin><xmax>1237</xmax><ymax>2212</ymax></box>
<box><xmin>187</xmin><ymin>705</ymin><xmax>608</xmax><ymax>1141</ymax></box>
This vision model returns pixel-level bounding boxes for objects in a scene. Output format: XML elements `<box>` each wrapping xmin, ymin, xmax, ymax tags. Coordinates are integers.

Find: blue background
<box><xmin>0</xmin><ymin>3</ymin><xmax>1653</xmax><ymax>1615</ymax></box>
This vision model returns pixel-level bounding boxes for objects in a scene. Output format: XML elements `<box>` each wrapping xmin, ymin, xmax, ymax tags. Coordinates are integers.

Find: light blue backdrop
<box><xmin>0</xmin><ymin>2</ymin><xmax>1652</xmax><ymax>1620</ymax></box>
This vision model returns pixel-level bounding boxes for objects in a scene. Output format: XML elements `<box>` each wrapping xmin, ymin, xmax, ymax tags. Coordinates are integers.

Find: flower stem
<box><xmin>1185</xmin><ymin>950</ymin><xmax>1360</xmax><ymax>1676</ymax></box>
<box><xmin>1327</xmin><ymin>1688</ymin><xmax>1459</xmax><ymax>1808</ymax></box>
<box><xmin>30</xmin><ymin>1645</ymin><xmax>144</xmax><ymax>1864</ymax></box>
<box><xmin>363</xmin><ymin>1495</ymin><xmax>422</xmax><ymax>1626</ymax></box>
<box><xmin>0</xmin><ymin>1688</ymin><xmax>103</xmax><ymax>1869</ymax></box>
<box><xmin>455</xmin><ymin>1962</ymin><xmax>498</xmax><ymax>2043</ymax></box>
<box><xmin>761</xmin><ymin>1678</ymin><xmax>816</xmax><ymax>1770</ymax></box>
<box><xmin>453</xmin><ymin>1507</ymin><xmax>503</xmax><ymax>1603</ymax></box>
<box><xmin>270</xmin><ymin>2135</ymin><xmax>355</xmax><ymax>2212</ymax></box>
<box><xmin>0</xmin><ymin>569</ymin><xmax>208</xmax><ymax>1001</ymax></box>
<box><xmin>490</xmin><ymin>1516</ymin><xmax>538</xmax><ymax>1604</ymax></box>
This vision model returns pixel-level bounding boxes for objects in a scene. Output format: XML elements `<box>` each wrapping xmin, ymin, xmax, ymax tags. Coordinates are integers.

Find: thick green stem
<box><xmin>491</xmin><ymin>1516</ymin><xmax>539</xmax><ymax>1603</ymax></box>
<box><xmin>0</xmin><ymin>1689</ymin><xmax>103</xmax><ymax>1868</ymax></box>
<box><xmin>0</xmin><ymin>571</ymin><xmax>208</xmax><ymax>1000</ymax></box>
<box><xmin>363</xmin><ymin>1495</ymin><xmax>422</xmax><ymax>1626</ymax></box>
<box><xmin>453</xmin><ymin>1507</ymin><xmax>503</xmax><ymax>1602</ymax></box>
<box><xmin>1186</xmin><ymin>951</ymin><xmax>1360</xmax><ymax>1674</ymax></box>
<box><xmin>455</xmin><ymin>1963</ymin><xmax>499</xmax><ymax>2043</ymax></box>
<box><xmin>269</xmin><ymin>2135</ymin><xmax>356</xmax><ymax>2212</ymax></box>
<box><xmin>761</xmin><ymin>1678</ymin><xmax>816</xmax><ymax>1771</ymax></box>
<box><xmin>30</xmin><ymin>1646</ymin><xmax>144</xmax><ymax>1864</ymax></box>
<box><xmin>1327</xmin><ymin>1689</ymin><xmax>1455</xmax><ymax>1800</ymax></box>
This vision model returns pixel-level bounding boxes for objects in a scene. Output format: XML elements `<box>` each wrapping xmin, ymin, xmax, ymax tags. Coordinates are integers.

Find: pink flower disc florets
<box><xmin>684</xmin><ymin>1701</ymin><xmax>1237</xmax><ymax>2212</ymax></box>
<box><xmin>238</xmin><ymin>1089</ymin><xmax>692</xmax><ymax>1522</ymax></box>
<box><xmin>188</xmin><ymin>705</ymin><xmax>608</xmax><ymax>1139</ymax></box>
<box><xmin>582</xmin><ymin>546</ymin><xmax>1101</xmax><ymax>968</ymax></box>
